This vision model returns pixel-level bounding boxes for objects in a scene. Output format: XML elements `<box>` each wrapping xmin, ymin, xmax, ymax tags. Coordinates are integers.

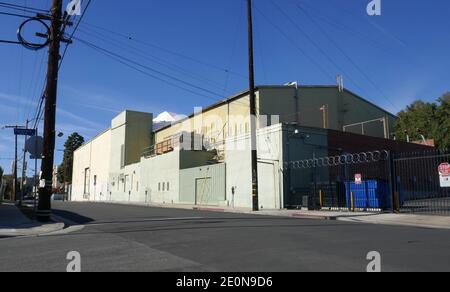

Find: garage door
<box><xmin>195</xmin><ymin>177</ymin><xmax>213</xmax><ymax>205</ymax></box>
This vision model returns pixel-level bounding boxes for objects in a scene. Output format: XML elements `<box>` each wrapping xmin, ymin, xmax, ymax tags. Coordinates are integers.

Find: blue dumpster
<box><xmin>345</xmin><ymin>180</ymin><xmax>390</xmax><ymax>210</ymax></box>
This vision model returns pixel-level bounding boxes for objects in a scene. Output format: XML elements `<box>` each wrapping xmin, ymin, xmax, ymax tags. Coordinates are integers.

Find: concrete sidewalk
<box><xmin>0</xmin><ymin>203</ymin><xmax>64</xmax><ymax>238</ymax></box>
<box><xmin>339</xmin><ymin>213</ymin><xmax>450</xmax><ymax>230</ymax></box>
<box><xmin>90</xmin><ymin>200</ymin><xmax>450</xmax><ymax>230</ymax></box>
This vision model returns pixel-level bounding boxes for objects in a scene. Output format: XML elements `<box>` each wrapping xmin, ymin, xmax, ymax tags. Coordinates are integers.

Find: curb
<box><xmin>0</xmin><ymin>222</ymin><xmax>65</xmax><ymax>238</ymax></box>
<box><xmin>289</xmin><ymin>213</ymin><xmax>337</xmax><ymax>220</ymax></box>
<box><xmin>192</xmin><ymin>207</ymin><xmax>226</xmax><ymax>212</ymax></box>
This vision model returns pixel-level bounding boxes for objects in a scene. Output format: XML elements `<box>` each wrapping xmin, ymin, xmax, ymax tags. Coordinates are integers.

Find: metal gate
<box><xmin>393</xmin><ymin>150</ymin><xmax>450</xmax><ymax>216</ymax></box>
<box><xmin>286</xmin><ymin>149</ymin><xmax>450</xmax><ymax>216</ymax></box>
<box><xmin>286</xmin><ymin>151</ymin><xmax>392</xmax><ymax>212</ymax></box>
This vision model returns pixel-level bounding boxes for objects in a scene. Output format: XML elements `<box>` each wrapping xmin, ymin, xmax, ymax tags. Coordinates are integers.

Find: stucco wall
<box><xmin>139</xmin><ymin>150</ymin><xmax>181</xmax><ymax>205</ymax></box>
<box><xmin>258</xmin><ymin>86</ymin><xmax>396</xmax><ymax>139</ymax></box>
<box><xmin>179</xmin><ymin>163</ymin><xmax>226</xmax><ymax>205</ymax></box>
<box><xmin>71</xmin><ymin>129</ymin><xmax>111</xmax><ymax>201</ymax></box>
<box><xmin>225</xmin><ymin>124</ymin><xmax>286</xmax><ymax>209</ymax></box>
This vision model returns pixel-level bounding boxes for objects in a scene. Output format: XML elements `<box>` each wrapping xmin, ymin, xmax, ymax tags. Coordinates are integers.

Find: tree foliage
<box><xmin>394</xmin><ymin>93</ymin><xmax>450</xmax><ymax>149</ymax></box>
<box><xmin>0</xmin><ymin>166</ymin><xmax>3</xmax><ymax>185</ymax></box>
<box><xmin>58</xmin><ymin>133</ymin><xmax>85</xmax><ymax>185</ymax></box>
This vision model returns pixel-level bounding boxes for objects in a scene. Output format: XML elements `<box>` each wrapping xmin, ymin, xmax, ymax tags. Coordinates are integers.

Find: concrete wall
<box><xmin>110</xmin><ymin>111</ymin><xmax>153</xmax><ymax>172</ymax></box>
<box><xmin>72</xmin><ymin>110</ymin><xmax>152</xmax><ymax>202</ymax></box>
<box><xmin>72</xmin><ymin>129</ymin><xmax>111</xmax><ymax>201</ymax></box>
<box><xmin>257</xmin><ymin>124</ymin><xmax>285</xmax><ymax>210</ymax></box>
<box><xmin>154</xmin><ymin>93</ymin><xmax>253</xmax><ymax>148</ymax></box>
<box><xmin>124</xmin><ymin>111</ymin><xmax>153</xmax><ymax>165</ymax></box>
<box><xmin>179</xmin><ymin>163</ymin><xmax>226</xmax><ymax>206</ymax></box>
<box><xmin>258</xmin><ymin>86</ymin><xmax>396</xmax><ymax>139</ymax></box>
<box><xmin>108</xmin><ymin>163</ymin><xmax>141</xmax><ymax>203</ymax></box>
<box><xmin>224</xmin><ymin>124</ymin><xmax>286</xmax><ymax>209</ymax></box>
<box><xmin>139</xmin><ymin>150</ymin><xmax>180</xmax><ymax>205</ymax></box>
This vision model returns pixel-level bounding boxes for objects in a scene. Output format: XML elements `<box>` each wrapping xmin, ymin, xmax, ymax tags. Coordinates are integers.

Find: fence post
<box><xmin>351</xmin><ymin>191</ymin><xmax>355</xmax><ymax>212</ymax></box>
<box><xmin>319</xmin><ymin>189</ymin><xmax>323</xmax><ymax>209</ymax></box>
<box><xmin>387</xmin><ymin>151</ymin><xmax>398</xmax><ymax>213</ymax></box>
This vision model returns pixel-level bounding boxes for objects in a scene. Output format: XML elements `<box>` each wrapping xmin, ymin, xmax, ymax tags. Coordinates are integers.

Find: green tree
<box><xmin>0</xmin><ymin>166</ymin><xmax>3</xmax><ymax>188</ymax></box>
<box><xmin>435</xmin><ymin>94</ymin><xmax>450</xmax><ymax>148</ymax></box>
<box><xmin>58</xmin><ymin>133</ymin><xmax>85</xmax><ymax>185</ymax></box>
<box><xmin>394</xmin><ymin>93</ymin><xmax>449</xmax><ymax>149</ymax></box>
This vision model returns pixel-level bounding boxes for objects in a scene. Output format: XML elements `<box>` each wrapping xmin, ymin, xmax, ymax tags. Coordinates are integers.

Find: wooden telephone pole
<box><xmin>37</xmin><ymin>0</ymin><xmax>63</xmax><ymax>222</ymax></box>
<box><xmin>247</xmin><ymin>0</ymin><xmax>259</xmax><ymax>211</ymax></box>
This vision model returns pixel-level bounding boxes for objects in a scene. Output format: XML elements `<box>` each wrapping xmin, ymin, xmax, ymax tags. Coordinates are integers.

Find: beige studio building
<box><xmin>71</xmin><ymin>84</ymin><xmax>397</xmax><ymax>209</ymax></box>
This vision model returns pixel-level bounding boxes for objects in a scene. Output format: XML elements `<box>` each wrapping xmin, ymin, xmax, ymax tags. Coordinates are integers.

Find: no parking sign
<box><xmin>438</xmin><ymin>163</ymin><xmax>450</xmax><ymax>188</ymax></box>
<box><xmin>355</xmin><ymin>174</ymin><xmax>363</xmax><ymax>185</ymax></box>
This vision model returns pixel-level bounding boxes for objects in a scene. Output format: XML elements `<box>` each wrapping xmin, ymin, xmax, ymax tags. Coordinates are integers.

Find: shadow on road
<box><xmin>53</xmin><ymin>209</ymin><xmax>95</xmax><ymax>225</ymax></box>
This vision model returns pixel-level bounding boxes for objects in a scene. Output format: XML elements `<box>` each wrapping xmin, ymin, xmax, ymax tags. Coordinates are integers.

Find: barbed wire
<box><xmin>286</xmin><ymin>150</ymin><xmax>390</xmax><ymax>169</ymax></box>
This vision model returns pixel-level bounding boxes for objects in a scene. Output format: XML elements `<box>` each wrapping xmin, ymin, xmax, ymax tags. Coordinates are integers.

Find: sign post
<box><xmin>438</xmin><ymin>163</ymin><xmax>450</xmax><ymax>188</ymax></box>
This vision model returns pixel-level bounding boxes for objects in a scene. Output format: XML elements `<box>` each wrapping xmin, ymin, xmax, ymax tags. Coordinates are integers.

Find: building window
<box><xmin>167</xmin><ymin>182</ymin><xmax>170</xmax><ymax>191</ymax></box>
<box><xmin>158</xmin><ymin>183</ymin><xmax>161</xmax><ymax>191</ymax></box>
<box><xmin>124</xmin><ymin>175</ymin><xmax>129</xmax><ymax>192</ymax></box>
<box><xmin>162</xmin><ymin>182</ymin><xmax>165</xmax><ymax>192</ymax></box>
<box><xmin>84</xmin><ymin>168</ymin><xmax>90</xmax><ymax>195</ymax></box>
<box><xmin>136</xmin><ymin>181</ymin><xmax>139</xmax><ymax>192</ymax></box>
<box><xmin>120</xmin><ymin>144</ymin><xmax>125</xmax><ymax>168</ymax></box>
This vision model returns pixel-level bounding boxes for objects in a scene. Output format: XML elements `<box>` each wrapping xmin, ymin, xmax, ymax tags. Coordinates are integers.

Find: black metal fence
<box><xmin>286</xmin><ymin>149</ymin><xmax>450</xmax><ymax>216</ymax></box>
<box><xmin>393</xmin><ymin>150</ymin><xmax>450</xmax><ymax>216</ymax></box>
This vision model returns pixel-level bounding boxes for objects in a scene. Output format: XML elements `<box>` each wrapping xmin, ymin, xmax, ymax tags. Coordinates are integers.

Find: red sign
<box><xmin>439</xmin><ymin>163</ymin><xmax>450</xmax><ymax>177</ymax></box>
<box><xmin>355</xmin><ymin>174</ymin><xmax>363</xmax><ymax>185</ymax></box>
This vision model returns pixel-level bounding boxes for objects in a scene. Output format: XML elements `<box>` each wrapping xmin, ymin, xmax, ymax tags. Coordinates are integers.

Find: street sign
<box><xmin>14</xmin><ymin>128</ymin><xmax>36</xmax><ymax>136</ymax></box>
<box><xmin>438</xmin><ymin>163</ymin><xmax>450</xmax><ymax>188</ymax></box>
<box><xmin>25</xmin><ymin>136</ymin><xmax>44</xmax><ymax>157</ymax></box>
<box><xmin>355</xmin><ymin>174</ymin><xmax>363</xmax><ymax>185</ymax></box>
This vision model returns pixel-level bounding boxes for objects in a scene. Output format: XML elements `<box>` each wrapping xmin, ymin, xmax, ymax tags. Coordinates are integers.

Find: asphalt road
<box><xmin>0</xmin><ymin>202</ymin><xmax>449</xmax><ymax>272</ymax></box>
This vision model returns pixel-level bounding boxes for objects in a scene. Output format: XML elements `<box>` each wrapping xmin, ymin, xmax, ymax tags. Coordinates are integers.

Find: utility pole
<box><xmin>14</xmin><ymin>132</ymin><xmax>18</xmax><ymax>202</ymax></box>
<box><xmin>3</xmin><ymin>125</ymin><xmax>25</xmax><ymax>202</ymax></box>
<box><xmin>247</xmin><ymin>0</ymin><xmax>259</xmax><ymax>211</ymax></box>
<box><xmin>19</xmin><ymin>119</ymin><xmax>30</xmax><ymax>206</ymax></box>
<box><xmin>37</xmin><ymin>0</ymin><xmax>63</xmax><ymax>222</ymax></box>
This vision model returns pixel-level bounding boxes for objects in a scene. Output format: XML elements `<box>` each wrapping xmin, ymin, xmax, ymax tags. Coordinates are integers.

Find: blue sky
<box><xmin>1</xmin><ymin>0</ymin><xmax>449</xmax><ymax>174</ymax></box>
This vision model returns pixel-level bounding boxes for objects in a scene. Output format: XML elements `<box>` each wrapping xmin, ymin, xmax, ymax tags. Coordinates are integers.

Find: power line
<box><xmin>77</xmin><ymin>26</ymin><xmax>229</xmax><ymax>92</ymax></box>
<box><xmin>0</xmin><ymin>10</ymin><xmax>35</xmax><ymax>18</ymax></box>
<box><xmin>295</xmin><ymin>3</ymin><xmax>400</xmax><ymax>112</ymax></box>
<box><xmin>81</xmin><ymin>21</ymin><xmax>247</xmax><ymax>79</ymax></box>
<box><xmin>74</xmin><ymin>36</ymin><xmax>266</xmax><ymax>115</ymax></box>
<box><xmin>74</xmin><ymin>36</ymin><xmax>225</xmax><ymax>98</ymax></box>
<box><xmin>59</xmin><ymin>0</ymin><xmax>92</xmax><ymax>70</ymax></box>
<box><xmin>268</xmin><ymin>0</ymin><xmax>365</xmax><ymax>93</ymax></box>
<box><xmin>252</xmin><ymin>5</ymin><xmax>334</xmax><ymax>82</ymax></box>
<box><xmin>75</xmin><ymin>37</ymin><xmax>225</xmax><ymax>100</ymax></box>
<box><xmin>31</xmin><ymin>0</ymin><xmax>93</xmax><ymax>131</ymax></box>
<box><xmin>0</xmin><ymin>2</ymin><xmax>48</xmax><ymax>13</ymax></box>
<box><xmin>223</xmin><ymin>0</ymin><xmax>245</xmax><ymax>94</ymax></box>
